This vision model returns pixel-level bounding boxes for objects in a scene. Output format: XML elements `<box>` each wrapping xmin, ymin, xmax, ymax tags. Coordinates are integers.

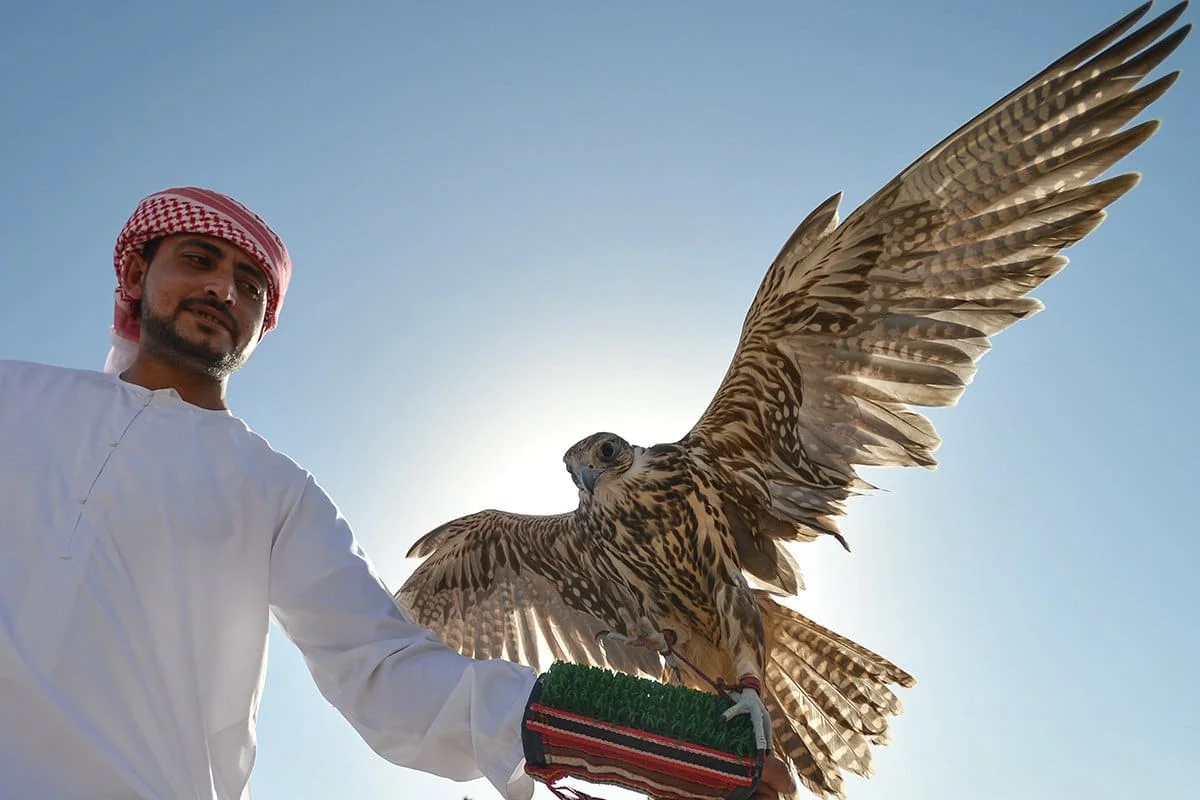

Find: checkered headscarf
<box><xmin>105</xmin><ymin>186</ymin><xmax>292</xmax><ymax>374</ymax></box>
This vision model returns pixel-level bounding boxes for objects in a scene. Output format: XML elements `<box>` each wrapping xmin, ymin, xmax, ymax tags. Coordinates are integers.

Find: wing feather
<box><xmin>396</xmin><ymin>509</ymin><xmax>662</xmax><ymax>677</ymax></box>
<box><xmin>684</xmin><ymin>3</ymin><xmax>1190</xmax><ymax>550</ymax></box>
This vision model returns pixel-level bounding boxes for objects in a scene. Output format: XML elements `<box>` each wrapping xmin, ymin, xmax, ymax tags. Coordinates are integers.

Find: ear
<box><xmin>121</xmin><ymin>249</ymin><xmax>150</xmax><ymax>301</ymax></box>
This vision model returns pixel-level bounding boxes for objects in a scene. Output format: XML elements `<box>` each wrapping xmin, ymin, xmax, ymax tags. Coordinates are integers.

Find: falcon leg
<box><xmin>711</xmin><ymin>584</ymin><xmax>772</xmax><ymax>751</ymax></box>
<box><xmin>662</xmin><ymin>651</ymin><xmax>683</xmax><ymax>684</ymax></box>
<box><xmin>653</xmin><ymin>629</ymin><xmax>683</xmax><ymax>683</ymax></box>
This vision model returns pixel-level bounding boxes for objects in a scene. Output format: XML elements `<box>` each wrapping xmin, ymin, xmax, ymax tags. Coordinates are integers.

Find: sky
<box><xmin>2</xmin><ymin>1</ymin><xmax>1197</xmax><ymax>799</ymax></box>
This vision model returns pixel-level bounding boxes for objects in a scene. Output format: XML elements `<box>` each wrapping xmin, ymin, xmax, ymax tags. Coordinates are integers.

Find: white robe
<box><xmin>0</xmin><ymin>360</ymin><xmax>537</xmax><ymax>800</ymax></box>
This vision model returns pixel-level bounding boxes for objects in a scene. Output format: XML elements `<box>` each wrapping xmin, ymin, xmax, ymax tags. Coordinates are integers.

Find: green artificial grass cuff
<box><xmin>535</xmin><ymin>661</ymin><xmax>757</xmax><ymax>758</ymax></box>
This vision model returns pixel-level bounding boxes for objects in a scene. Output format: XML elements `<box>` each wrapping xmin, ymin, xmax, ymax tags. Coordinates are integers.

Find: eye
<box><xmin>600</xmin><ymin>441</ymin><xmax>615</xmax><ymax>459</ymax></box>
<box><xmin>240</xmin><ymin>280</ymin><xmax>264</xmax><ymax>300</ymax></box>
<box><xmin>186</xmin><ymin>253</ymin><xmax>212</xmax><ymax>267</ymax></box>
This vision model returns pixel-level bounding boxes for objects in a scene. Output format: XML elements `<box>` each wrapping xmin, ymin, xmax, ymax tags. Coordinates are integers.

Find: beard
<box><xmin>138</xmin><ymin>301</ymin><xmax>248</xmax><ymax>379</ymax></box>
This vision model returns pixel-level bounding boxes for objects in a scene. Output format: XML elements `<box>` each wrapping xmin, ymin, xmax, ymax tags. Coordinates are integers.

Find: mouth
<box><xmin>184</xmin><ymin>305</ymin><xmax>233</xmax><ymax>335</ymax></box>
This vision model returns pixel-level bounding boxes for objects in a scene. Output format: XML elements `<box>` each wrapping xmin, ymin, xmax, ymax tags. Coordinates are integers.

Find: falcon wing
<box><xmin>396</xmin><ymin>509</ymin><xmax>663</xmax><ymax>677</ymax></box>
<box><xmin>684</xmin><ymin>3</ymin><xmax>1189</xmax><ymax>549</ymax></box>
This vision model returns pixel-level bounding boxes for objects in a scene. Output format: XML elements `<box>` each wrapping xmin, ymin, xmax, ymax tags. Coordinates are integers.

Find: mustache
<box><xmin>178</xmin><ymin>297</ymin><xmax>239</xmax><ymax>337</ymax></box>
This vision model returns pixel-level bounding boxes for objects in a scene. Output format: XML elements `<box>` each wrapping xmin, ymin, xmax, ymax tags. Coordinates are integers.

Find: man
<box><xmin>0</xmin><ymin>187</ymin><xmax>794</xmax><ymax>799</ymax></box>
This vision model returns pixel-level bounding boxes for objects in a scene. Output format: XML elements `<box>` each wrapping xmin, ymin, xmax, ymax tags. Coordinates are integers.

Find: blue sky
<box><xmin>3</xmin><ymin>1</ymin><xmax>1197</xmax><ymax>799</ymax></box>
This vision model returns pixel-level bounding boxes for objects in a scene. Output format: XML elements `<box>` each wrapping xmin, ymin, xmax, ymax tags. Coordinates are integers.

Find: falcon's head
<box><xmin>564</xmin><ymin>433</ymin><xmax>635</xmax><ymax>495</ymax></box>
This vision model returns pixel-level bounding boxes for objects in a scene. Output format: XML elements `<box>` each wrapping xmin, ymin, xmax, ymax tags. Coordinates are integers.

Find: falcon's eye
<box><xmin>600</xmin><ymin>441</ymin><xmax>615</xmax><ymax>460</ymax></box>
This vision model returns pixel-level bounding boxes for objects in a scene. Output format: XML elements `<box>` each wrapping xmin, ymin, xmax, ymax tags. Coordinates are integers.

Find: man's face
<box><xmin>124</xmin><ymin>233</ymin><xmax>270</xmax><ymax>377</ymax></box>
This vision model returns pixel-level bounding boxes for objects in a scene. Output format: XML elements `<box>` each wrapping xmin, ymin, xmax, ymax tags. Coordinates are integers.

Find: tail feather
<box><xmin>764</xmin><ymin>687</ymin><xmax>847</xmax><ymax>799</ymax></box>
<box><xmin>759</xmin><ymin>593</ymin><xmax>914</xmax><ymax>798</ymax></box>
<box><xmin>769</xmin><ymin>652</ymin><xmax>873</xmax><ymax>776</ymax></box>
<box><xmin>769</xmin><ymin>649</ymin><xmax>879</xmax><ymax>767</ymax></box>
<box><xmin>771</xmin><ymin>623</ymin><xmax>904</xmax><ymax>729</ymax></box>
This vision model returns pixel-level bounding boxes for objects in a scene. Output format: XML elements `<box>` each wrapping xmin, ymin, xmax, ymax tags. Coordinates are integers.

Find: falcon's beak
<box><xmin>577</xmin><ymin>466</ymin><xmax>601</xmax><ymax>494</ymax></box>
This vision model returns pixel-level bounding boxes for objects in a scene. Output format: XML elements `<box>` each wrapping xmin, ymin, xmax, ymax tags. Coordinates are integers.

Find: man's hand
<box><xmin>753</xmin><ymin>754</ymin><xmax>797</xmax><ymax>800</ymax></box>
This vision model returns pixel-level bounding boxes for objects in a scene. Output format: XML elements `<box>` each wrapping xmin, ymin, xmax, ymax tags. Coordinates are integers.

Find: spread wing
<box><xmin>684</xmin><ymin>3</ymin><xmax>1190</xmax><ymax>550</ymax></box>
<box><xmin>395</xmin><ymin>510</ymin><xmax>663</xmax><ymax>677</ymax></box>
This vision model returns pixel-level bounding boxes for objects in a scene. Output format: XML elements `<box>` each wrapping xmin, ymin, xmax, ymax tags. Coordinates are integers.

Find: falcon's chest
<box><xmin>585</xmin><ymin>446</ymin><xmax>738</xmax><ymax>582</ymax></box>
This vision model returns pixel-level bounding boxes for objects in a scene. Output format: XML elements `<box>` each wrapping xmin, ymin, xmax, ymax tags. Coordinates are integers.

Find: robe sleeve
<box><xmin>267</xmin><ymin>473</ymin><xmax>536</xmax><ymax>800</ymax></box>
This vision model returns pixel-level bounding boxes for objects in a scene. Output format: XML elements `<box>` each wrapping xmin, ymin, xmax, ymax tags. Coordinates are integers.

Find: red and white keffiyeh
<box><xmin>105</xmin><ymin>187</ymin><xmax>292</xmax><ymax>374</ymax></box>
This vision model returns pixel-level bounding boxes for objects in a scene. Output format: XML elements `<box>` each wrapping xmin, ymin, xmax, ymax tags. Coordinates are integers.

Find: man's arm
<box><xmin>267</xmin><ymin>472</ymin><xmax>536</xmax><ymax>800</ymax></box>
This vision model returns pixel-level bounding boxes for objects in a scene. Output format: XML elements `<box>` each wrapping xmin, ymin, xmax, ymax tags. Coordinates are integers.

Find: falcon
<box><xmin>396</xmin><ymin>4</ymin><xmax>1190</xmax><ymax>797</ymax></box>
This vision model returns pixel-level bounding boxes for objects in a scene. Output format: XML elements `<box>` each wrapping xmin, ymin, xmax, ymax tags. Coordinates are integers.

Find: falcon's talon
<box><xmin>598</xmin><ymin>615</ymin><xmax>676</xmax><ymax>653</ymax></box>
<box><xmin>595</xmin><ymin>629</ymin><xmax>631</xmax><ymax>648</ymax></box>
<box><xmin>722</xmin><ymin>686</ymin><xmax>772</xmax><ymax>753</ymax></box>
<box><xmin>596</xmin><ymin>625</ymin><xmax>674</xmax><ymax>655</ymax></box>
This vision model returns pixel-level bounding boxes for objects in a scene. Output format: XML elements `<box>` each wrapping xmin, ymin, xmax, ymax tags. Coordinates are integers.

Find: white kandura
<box><xmin>0</xmin><ymin>360</ymin><xmax>536</xmax><ymax>800</ymax></box>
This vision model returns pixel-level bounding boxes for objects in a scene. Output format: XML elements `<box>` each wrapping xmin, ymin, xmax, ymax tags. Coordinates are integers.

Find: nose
<box><xmin>203</xmin><ymin>265</ymin><xmax>239</xmax><ymax>306</ymax></box>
